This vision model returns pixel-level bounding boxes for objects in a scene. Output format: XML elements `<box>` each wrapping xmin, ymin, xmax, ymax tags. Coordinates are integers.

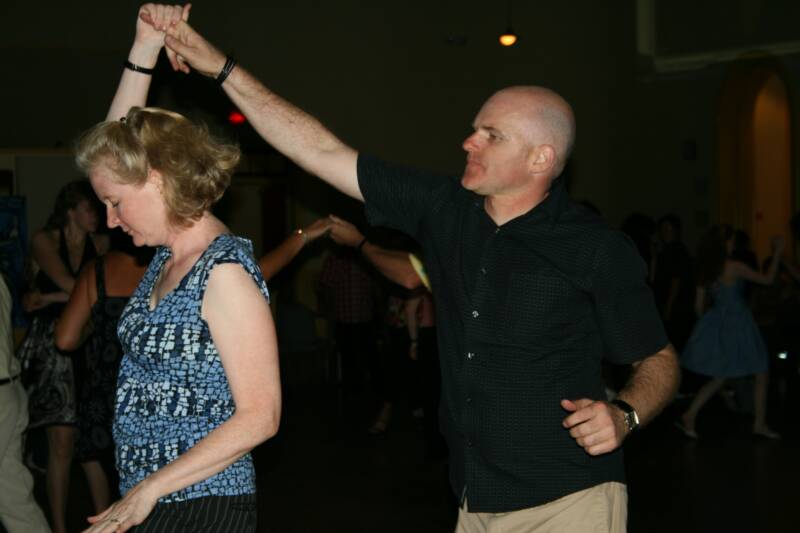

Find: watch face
<box><xmin>626</xmin><ymin>412</ymin><xmax>639</xmax><ymax>431</ymax></box>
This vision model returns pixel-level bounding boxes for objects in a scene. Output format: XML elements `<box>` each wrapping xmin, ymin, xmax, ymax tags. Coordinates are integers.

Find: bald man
<box><xmin>145</xmin><ymin>12</ymin><xmax>680</xmax><ymax>531</ymax></box>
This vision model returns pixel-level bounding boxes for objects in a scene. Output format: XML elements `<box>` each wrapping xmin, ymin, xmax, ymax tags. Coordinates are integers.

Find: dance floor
<box><xmin>33</xmin><ymin>364</ymin><xmax>797</xmax><ymax>533</ymax></box>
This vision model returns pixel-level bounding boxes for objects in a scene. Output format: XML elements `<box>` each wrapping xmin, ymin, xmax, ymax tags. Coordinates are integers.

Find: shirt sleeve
<box><xmin>591</xmin><ymin>231</ymin><xmax>669</xmax><ymax>364</ymax></box>
<box><xmin>357</xmin><ymin>153</ymin><xmax>449</xmax><ymax>241</ymax></box>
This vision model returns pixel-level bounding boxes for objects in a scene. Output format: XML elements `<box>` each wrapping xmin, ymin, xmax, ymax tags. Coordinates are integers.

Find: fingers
<box><xmin>87</xmin><ymin>505</ymin><xmax>112</xmax><ymax>524</ymax></box>
<box><xmin>560</xmin><ymin>398</ymin><xmax>592</xmax><ymax>421</ymax></box>
<box><xmin>561</xmin><ymin>399</ymin><xmax>623</xmax><ymax>456</ymax></box>
<box><xmin>162</xmin><ymin>5</ymin><xmax>188</xmax><ymax>71</ymax></box>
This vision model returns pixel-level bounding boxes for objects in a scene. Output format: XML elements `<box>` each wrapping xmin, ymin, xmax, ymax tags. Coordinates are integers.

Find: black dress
<box><xmin>19</xmin><ymin>229</ymin><xmax>96</xmax><ymax>428</ymax></box>
<box><xmin>76</xmin><ymin>256</ymin><xmax>128</xmax><ymax>462</ymax></box>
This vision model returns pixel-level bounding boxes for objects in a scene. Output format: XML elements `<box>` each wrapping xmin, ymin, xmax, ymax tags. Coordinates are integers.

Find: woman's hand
<box><xmin>83</xmin><ymin>480</ymin><xmax>160</xmax><ymax>532</ymax></box>
<box><xmin>136</xmin><ymin>3</ymin><xmax>192</xmax><ymax>72</ymax></box>
<box><xmin>303</xmin><ymin>218</ymin><xmax>333</xmax><ymax>242</ymax></box>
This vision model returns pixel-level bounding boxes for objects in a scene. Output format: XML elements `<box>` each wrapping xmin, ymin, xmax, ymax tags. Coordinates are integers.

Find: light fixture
<box><xmin>499</xmin><ymin>0</ymin><xmax>518</xmax><ymax>46</ymax></box>
<box><xmin>499</xmin><ymin>29</ymin><xmax>518</xmax><ymax>47</ymax></box>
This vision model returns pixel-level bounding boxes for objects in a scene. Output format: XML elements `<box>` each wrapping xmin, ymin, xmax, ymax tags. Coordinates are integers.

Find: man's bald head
<box><xmin>487</xmin><ymin>86</ymin><xmax>576</xmax><ymax>176</ymax></box>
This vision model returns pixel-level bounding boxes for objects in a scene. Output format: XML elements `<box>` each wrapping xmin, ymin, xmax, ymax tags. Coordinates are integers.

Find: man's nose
<box><xmin>463</xmin><ymin>132</ymin><xmax>481</xmax><ymax>152</ymax></box>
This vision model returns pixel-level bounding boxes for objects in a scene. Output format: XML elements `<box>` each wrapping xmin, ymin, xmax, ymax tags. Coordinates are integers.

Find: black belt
<box><xmin>0</xmin><ymin>373</ymin><xmax>20</xmax><ymax>386</ymax></box>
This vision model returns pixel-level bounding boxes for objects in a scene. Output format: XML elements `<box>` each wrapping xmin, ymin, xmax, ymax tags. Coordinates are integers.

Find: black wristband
<box><xmin>356</xmin><ymin>238</ymin><xmax>367</xmax><ymax>251</ymax></box>
<box><xmin>215</xmin><ymin>56</ymin><xmax>237</xmax><ymax>86</ymax></box>
<box><xmin>123</xmin><ymin>60</ymin><xmax>155</xmax><ymax>75</ymax></box>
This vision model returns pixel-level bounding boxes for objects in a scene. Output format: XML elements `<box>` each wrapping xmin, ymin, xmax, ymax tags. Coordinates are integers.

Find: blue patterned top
<box><xmin>114</xmin><ymin>234</ymin><xmax>270</xmax><ymax>502</ymax></box>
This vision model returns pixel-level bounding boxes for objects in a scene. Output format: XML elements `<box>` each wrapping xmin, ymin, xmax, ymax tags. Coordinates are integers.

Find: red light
<box><xmin>228</xmin><ymin>111</ymin><xmax>246</xmax><ymax>125</ymax></box>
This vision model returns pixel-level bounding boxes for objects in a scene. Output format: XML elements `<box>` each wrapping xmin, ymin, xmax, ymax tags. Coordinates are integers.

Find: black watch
<box><xmin>611</xmin><ymin>399</ymin><xmax>640</xmax><ymax>434</ymax></box>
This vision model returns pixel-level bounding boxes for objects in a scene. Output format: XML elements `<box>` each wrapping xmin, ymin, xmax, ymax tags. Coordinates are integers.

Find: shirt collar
<box><xmin>468</xmin><ymin>177</ymin><xmax>570</xmax><ymax>227</ymax></box>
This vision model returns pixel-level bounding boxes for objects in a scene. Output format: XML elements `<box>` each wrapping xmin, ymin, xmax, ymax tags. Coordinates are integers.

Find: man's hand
<box><xmin>329</xmin><ymin>215</ymin><xmax>365</xmax><ymax>248</ymax></box>
<box><xmin>137</xmin><ymin>4</ymin><xmax>191</xmax><ymax>72</ymax></box>
<box><xmin>163</xmin><ymin>20</ymin><xmax>227</xmax><ymax>78</ymax></box>
<box><xmin>561</xmin><ymin>398</ymin><xmax>627</xmax><ymax>456</ymax></box>
<box><xmin>303</xmin><ymin>218</ymin><xmax>333</xmax><ymax>242</ymax></box>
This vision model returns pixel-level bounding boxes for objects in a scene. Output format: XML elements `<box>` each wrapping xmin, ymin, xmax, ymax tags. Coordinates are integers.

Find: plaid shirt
<box><xmin>319</xmin><ymin>252</ymin><xmax>379</xmax><ymax>324</ymax></box>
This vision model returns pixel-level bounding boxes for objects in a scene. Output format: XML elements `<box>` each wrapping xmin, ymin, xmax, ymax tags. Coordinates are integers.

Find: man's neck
<box><xmin>484</xmin><ymin>189</ymin><xmax>549</xmax><ymax>227</ymax></box>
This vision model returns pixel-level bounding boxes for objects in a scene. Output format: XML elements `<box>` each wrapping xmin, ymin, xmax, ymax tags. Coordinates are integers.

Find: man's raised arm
<box><xmin>164</xmin><ymin>20</ymin><xmax>362</xmax><ymax>201</ymax></box>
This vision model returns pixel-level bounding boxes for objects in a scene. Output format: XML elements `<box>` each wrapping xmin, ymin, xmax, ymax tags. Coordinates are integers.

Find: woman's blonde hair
<box><xmin>75</xmin><ymin>107</ymin><xmax>240</xmax><ymax>227</ymax></box>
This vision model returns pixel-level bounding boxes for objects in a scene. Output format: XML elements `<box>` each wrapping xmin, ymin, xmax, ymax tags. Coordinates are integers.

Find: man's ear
<box><xmin>529</xmin><ymin>144</ymin><xmax>556</xmax><ymax>173</ymax></box>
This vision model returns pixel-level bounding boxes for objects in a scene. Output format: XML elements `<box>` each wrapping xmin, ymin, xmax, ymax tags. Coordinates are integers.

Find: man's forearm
<box><xmin>617</xmin><ymin>344</ymin><xmax>680</xmax><ymax>427</ymax></box>
<box><xmin>222</xmin><ymin>66</ymin><xmax>361</xmax><ymax>200</ymax></box>
<box><xmin>362</xmin><ymin>244</ymin><xmax>422</xmax><ymax>290</ymax></box>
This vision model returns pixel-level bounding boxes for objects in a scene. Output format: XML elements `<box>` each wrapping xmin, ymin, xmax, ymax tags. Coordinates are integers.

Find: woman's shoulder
<box><xmin>32</xmin><ymin>227</ymin><xmax>58</xmax><ymax>247</ymax></box>
<box><xmin>207</xmin><ymin>234</ymin><xmax>257</xmax><ymax>264</ymax></box>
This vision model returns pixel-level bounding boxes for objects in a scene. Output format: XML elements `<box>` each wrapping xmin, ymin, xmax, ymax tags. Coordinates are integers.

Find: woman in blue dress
<box><xmin>678</xmin><ymin>224</ymin><xmax>783</xmax><ymax>439</ymax></box>
<box><xmin>71</xmin><ymin>5</ymin><xmax>281</xmax><ymax>531</ymax></box>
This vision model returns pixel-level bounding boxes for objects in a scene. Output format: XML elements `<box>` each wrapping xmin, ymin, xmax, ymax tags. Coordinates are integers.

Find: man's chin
<box><xmin>461</xmin><ymin>175</ymin><xmax>486</xmax><ymax>195</ymax></box>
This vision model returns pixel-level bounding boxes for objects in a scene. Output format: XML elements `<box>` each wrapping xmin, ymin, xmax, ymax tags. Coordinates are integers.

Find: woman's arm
<box><xmin>54</xmin><ymin>261</ymin><xmax>97</xmax><ymax>351</ymax></box>
<box><xmin>258</xmin><ymin>218</ymin><xmax>331</xmax><ymax>281</ymax></box>
<box><xmin>731</xmin><ymin>237</ymin><xmax>784</xmax><ymax>286</ymax></box>
<box><xmin>31</xmin><ymin>230</ymin><xmax>76</xmax><ymax>293</ymax></box>
<box><xmin>85</xmin><ymin>263</ymin><xmax>280</xmax><ymax>531</ymax></box>
<box><xmin>107</xmin><ymin>4</ymin><xmax>191</xmax><ymax>121</ymax></box>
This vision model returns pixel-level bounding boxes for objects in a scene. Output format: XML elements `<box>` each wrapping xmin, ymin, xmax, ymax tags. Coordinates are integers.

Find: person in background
<box><xmin>17</xmin><ymin>180</ymin><xmax>108</xmax><ymax>533</ymax></box>
<box><xmin>678</xmin><ymin>225</ymin><xmax>784</xmax><ymax>439</ymax></box>
<box><xmin>318</xmin><ymin>242</ymin><xmax>381</xmax><ymax>390</ymax></box>
<box><xmin>0</xmin><ymin>273</ymin><xmax>50</xmax><ymax>533</ymax></box>
<box><xmin>54</xmin><ymin>229</ymin><xmax>155</xmax><ymax>516</ymax></box>
<box><xmin>651</xmin><ymin>214</ymin><xmax>694</xmax><ymax>351</ymax></box>
<box><xmin>329</xmin><ymin>216</ymin><xmax>444</xmax><ymax>455</ymax></box>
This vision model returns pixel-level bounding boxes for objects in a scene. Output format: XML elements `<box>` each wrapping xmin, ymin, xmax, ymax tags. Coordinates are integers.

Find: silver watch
<box><xmin>611</xmin><ymin>399</ymin><xmax>640</xmax><ymax>433</ymax></box>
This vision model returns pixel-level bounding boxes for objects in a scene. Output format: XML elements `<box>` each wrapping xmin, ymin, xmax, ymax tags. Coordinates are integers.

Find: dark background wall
<box><xmin>2</xmin><ymin>0</ymin><xmax>799</xmax><ymax>249</ymax></box>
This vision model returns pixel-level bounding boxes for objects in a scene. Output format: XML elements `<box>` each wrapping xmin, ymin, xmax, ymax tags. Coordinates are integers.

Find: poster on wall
<box><xmin>0</xmin><ymin>196</ymin><xmax>29</xmax><ymax>327</ymax></box>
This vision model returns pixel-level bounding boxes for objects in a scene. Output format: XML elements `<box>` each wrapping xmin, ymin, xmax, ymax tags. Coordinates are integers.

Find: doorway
<box><xmin>718</xmin><ymin>63</ymin><xmax>793</xmax><ymax>264</ymax></box>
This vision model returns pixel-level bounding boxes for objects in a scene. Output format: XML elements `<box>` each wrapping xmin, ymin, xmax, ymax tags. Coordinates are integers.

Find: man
<box><xmin>0</xmin><ymin>274</ymin><xmax>51</xmax><ymax>533</ymax></box>
<box><xmin>159</xmin><ymin>13</ymin><xmax>679</xmax><ymax>531</ymax></box>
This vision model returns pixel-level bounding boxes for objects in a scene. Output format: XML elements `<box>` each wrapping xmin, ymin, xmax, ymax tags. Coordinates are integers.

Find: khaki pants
<box><xmin>455</xmin><ymin>482</ymin><xmax>627</xmax><ymax>533</ymax></box>
<box><xmin>0</xmin><ymin>379</ymin><xmax>51</xmax><ymax>533</ymax></box>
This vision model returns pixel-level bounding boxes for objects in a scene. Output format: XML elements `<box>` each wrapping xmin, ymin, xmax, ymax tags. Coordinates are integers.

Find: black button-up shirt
<box><xmin>358</xmin><ymin>155</ymin><xmax>668</xmax><ymax>513</ymax></box>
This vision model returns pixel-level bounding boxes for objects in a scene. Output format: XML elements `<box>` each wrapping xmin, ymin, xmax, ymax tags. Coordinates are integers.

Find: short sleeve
<box><xmin>357</xmin><ymin>154</ymin><xmax>452</xmax><ymax>240</ymax></box>
<box><xmin>200</xmin><ymin>236</ymin><xmax>270</xmax><ymax>305</ymax></box>
<box><xmin>591</xmin><ymin>231</ymin><xmax>668</xmax><ymax>364</ymax></box>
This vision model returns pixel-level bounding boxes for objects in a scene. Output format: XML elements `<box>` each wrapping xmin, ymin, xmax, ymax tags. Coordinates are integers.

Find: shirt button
<box><xmin>480</xmin><ymin>267</ymin><xmax>487</xmax><ymax>275</ymax></box>
<box><xmin>466</xmin><ymin>397</ymin><xmax>472</xmax><ymax>403</ymax></box>
<box><xmin>467</xmin><ymin>352</ymin><xmax>474</xmax><ymax>359</ymax></box>
<box><xmin>471</xmin><ymin>310</ymin><xmax>479</xmax><ymax>318</ymax></box>
<box><xmin>495</xmin><ymin>227</ymin><xmax>501</xmax><ymax>234</ymax></box>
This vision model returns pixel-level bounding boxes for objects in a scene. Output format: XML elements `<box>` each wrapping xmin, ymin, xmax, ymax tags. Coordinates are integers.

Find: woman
<box><xmin>54</xmin><ymin>229</ymin><xmax>155</xmax><ymax>516</ymax></box>
<box><xmin>72</xmin><ymin>5</ymin><xmax>281</xmax><ymax>531</ymax></box>
<box><xmin>18</xmin><ymin>179</ymin><xmax>108</xmax><ymax>533</ymax></box>
<box><xmin>678</xmin><ymin>225</ymin><xmax>783</xmax><ymax>439</ymax></box>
